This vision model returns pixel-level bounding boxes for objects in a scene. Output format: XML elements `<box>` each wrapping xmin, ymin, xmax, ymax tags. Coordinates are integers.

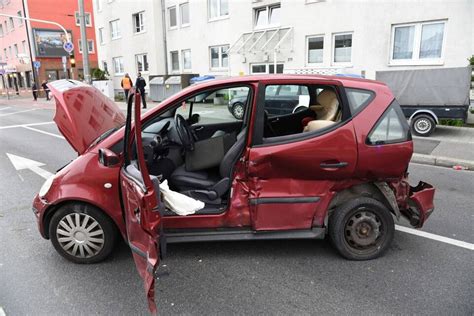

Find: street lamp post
<box><xmin>78</xmin><ymin>0</ymin><xmax>90</xmax><ymax>83</ymax></box>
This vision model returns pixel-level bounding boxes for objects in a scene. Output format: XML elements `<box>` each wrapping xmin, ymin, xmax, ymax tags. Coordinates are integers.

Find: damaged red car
<box><xmin>32</xmin><ymin>76</ymin><xmax>435</xmax><ymax>311</ymax></box>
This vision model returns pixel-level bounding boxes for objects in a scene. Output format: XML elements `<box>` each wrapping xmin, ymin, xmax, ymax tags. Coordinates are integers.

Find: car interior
<box><xmin>132</xmin><ymin>83</ymin><xmax>342</xmax><ymax>216</ymax></box>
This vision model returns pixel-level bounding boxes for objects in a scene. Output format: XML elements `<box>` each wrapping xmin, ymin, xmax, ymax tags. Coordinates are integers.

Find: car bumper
<box><xmin>32</xmin><ymin>194</ymin><xmax>51</xmax><ymax>239</ymax></box>
<box><xmin>402</xmin><ymin>181</ymin><xmax>435</xmax><ymax>228</ymax></box>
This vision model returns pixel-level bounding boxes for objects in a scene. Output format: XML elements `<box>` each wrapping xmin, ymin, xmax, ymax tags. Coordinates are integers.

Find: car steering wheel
<box><xmin>175</xmin><ymin>114</ymin><xmax>195</xmax><ymax>151</ymax></box>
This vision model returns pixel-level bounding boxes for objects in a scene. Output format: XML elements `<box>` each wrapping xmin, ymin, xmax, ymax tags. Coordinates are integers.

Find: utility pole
<box><xmin>21</xmin><ymin>0</ymin><xmax>37</xmax><ymax>89</ymax></box>
<box><xmin>78</xmin><ymin>0</ymin><xmax>90</xmax><ymax>83</ymax></box>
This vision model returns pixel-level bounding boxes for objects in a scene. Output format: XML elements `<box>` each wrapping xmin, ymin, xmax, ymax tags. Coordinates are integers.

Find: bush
<box><xmin>468</xmin><ymin>55</ymin><xmax>474</xmax><ymax>66</ymax></box>
<box><xmin>439</xmin><ymin>119</ymin><xmax>464</xmax><ymax>127</ymax></box>
<box><xmin>92</xmin><ymin>68</ymin><xmax>109</xmax><ymax>80</ymax></box>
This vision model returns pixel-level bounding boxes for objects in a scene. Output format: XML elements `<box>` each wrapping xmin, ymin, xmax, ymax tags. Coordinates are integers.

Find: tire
<box><xmin>49</xmin><ymin>203</ymin><xmax>117</xmax><ymax>264</ymax></box>
<box><xmin>411</xmin><ymin>114</ymin><xmax>435</xmax><ymax>137</ymax></box>
<box><xmin>329</xmin><ymin>197</ymin><xmax>394</xmax><ymax>260</ymax></box>
<box><xmin>231</xmin><ymin>102</ymin><xmax>245</xmax><ymax>120</ymax></box>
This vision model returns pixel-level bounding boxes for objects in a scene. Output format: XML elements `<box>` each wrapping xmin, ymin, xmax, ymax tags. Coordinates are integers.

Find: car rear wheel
<box><xmin>329</xmin><ymin>197</ymin><xmax>394</xmax><ymax>260</ymax></box>
<box><xmin>49</xmin><ymin>203</ymin><xmax>117</xmax><ymax>264</ymax></box>
<box><xmin>411</xmin><ymin>114</ymin><xmax>435</xmax><ymax>137</ymax></box>
<box><xmin>231</xmin><ymin>102</ymin><xmax>245</xmax><ymax>120</ymax></box>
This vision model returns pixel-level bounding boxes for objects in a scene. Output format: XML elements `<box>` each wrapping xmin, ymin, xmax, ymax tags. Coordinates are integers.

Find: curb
<box><xmin>411</xmin><ymin>153</ymin><xmax>474</xmax><ymax>171</ymax></box>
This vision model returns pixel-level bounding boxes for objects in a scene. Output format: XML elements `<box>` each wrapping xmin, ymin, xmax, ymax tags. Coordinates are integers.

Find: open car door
<box><xmin>119</xmin><ymin>91</ymin><xmax>163</xmax><ymax>314</ymax></box>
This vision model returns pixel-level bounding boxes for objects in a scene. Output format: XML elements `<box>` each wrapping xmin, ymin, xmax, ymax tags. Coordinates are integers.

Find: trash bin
<box><xmin>149</xmin><ymin>76</ymin><xmax>166</xmax><ymax>101</ymax></box>
<box><xmin>164</xmin><ymin>76</ymin><xmax>183</xmax><ymax>99</ymax></box>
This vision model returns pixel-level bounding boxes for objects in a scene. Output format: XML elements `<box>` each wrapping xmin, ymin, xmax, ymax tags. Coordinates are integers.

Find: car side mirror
<box><xmin>189</xmin><ymin>113</ymin><xmax>200</xmax><ymax>124</ymax></box>
<box><xmin>98</xmin><ymin>148</ymin><xmax>120</xmax><ymax>167</ymax></box>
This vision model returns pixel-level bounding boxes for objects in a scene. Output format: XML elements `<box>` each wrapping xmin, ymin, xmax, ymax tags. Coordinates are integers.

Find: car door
<box><xmin>246</xmin><ymin>80</ymin><xmax>358</xmax><ymax>231</ymax></box>
<box><xmin>119</xmin><ymin>92</ymin><xmax>163</xmax><ymax>314</ymax></box>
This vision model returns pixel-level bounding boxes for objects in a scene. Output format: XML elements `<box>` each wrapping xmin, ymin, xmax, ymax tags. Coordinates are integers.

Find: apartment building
<box><xmin>92</xmin><ymin>0</ymin><xmax>166</xmax><ymax>95</ymax></box>
<box><xmin>0</xmin><ymin>0</ymin><xmax>98</xmax><ymax>91</ymax></box>
<box><xmin>95</xmin><ymin>0</ymin><xmax>473</xmax><ymax>95</ymax></box>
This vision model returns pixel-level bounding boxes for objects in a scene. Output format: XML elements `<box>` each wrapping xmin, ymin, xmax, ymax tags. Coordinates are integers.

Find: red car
<box><xmin>33</xmin><ymin>76</ymin><xmax>435</xmax><ymax>312</ymax></box>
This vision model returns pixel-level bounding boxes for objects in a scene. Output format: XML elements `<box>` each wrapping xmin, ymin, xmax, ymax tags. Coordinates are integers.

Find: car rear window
<box><xmin>367</xmin><ymin>100</ymin><xmax>411</xmax><ymax>145</ymax></box>
<box><xmin>345</xmin><ymin>88</ymin><xmax>374</xmax><ymax>114</ymax></box>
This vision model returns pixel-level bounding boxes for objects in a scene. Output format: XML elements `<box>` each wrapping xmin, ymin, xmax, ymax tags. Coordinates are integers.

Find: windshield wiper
<box><xmin>88</xmin><ymin>127</ymin><xmax>119</xmax><ymax>149</ymax></box>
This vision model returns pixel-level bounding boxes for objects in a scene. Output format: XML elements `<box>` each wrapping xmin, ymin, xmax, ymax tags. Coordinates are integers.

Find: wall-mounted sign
<box><xmin>33</xmin><ymin>28</ymin><xmax>73</xmax><ymax>57</ymax></box>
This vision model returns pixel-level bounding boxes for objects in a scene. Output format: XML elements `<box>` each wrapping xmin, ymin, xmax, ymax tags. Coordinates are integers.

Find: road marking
<box><xmin>0</xmin><ymin>108</ymin><xmax>37</xmax><ymax>117</ymax></box>
<box><xmin>0</xmin><ymin>121</ymin><xmax>54</xmax><ymax>130</ymax></box>
<box><xmin>6</xmin><ymin>153</ymin><xmax>53</xmax><ymax>180</ymax></box>
<box><xmin>395</xmin><ymin>225</ymin><xmax>474</xmax><ymax>251</ymax></box>
<box><xmin>0</xmin><ymin>107</ymin><xmax>11</xmax><ymax>111</ymax></box>
<box><xmin>22</xmin><ymin>126</ymin><xmax>64</xmax><ymax>139</ymax></box>
<box><xmin>0</xmin><ymin>306</ymin><xmax>6</xmax><ymax>316</ymax></box>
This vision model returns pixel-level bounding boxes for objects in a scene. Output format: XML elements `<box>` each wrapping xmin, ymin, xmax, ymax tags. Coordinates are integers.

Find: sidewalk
<box><xmin>412</xmin><ymin>125</ymin><xmax>474</xmax><ymax>170</ymax></box>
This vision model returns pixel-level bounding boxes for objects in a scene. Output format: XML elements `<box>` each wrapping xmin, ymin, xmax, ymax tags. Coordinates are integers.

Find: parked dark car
<box><xmin>228</xmin><ymin>84</ymin><xmax>310</xmax><ymax>119</ymax></box>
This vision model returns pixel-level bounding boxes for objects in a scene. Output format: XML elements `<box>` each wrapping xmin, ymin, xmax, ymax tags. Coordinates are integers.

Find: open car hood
<box><xmin>49</xmin><ymin>80</ymin><xmax>126</xmax><ymax>154</ymax></box>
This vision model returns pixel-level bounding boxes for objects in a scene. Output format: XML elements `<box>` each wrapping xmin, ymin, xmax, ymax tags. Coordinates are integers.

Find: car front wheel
<box><xmin>329</xmin><ymin>197</ymin><xmax>394</xmax><ymax>260</ymax></box>
<box><xmin>49</xmin><ymin>203</ymin><xmax>117</xmax><ymax>264</ymax></box>
<box><xmin>231</xmin><ymin>102</ymin><xmax>245</xmax><ymax>120</ymax></box>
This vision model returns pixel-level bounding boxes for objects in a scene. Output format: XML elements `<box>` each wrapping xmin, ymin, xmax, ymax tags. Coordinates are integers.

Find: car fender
<box><xmin>42</xmin><ymin>183</ymin><xmax>125</xmax><ymax>239</ymax></box>
<box><xmin>408</xmin><ymin>110</ymin><xmax>439</xmax><ymax>124</ymax></box>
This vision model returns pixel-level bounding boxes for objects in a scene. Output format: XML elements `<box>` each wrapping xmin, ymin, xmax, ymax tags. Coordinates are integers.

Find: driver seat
<box><xmin>169</xmin><ymin>129</ymin><xmax>247</xmax><ymax>204</ymax></box>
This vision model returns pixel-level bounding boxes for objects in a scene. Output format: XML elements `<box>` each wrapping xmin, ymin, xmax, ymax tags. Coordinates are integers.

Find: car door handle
<box><xmin>320</xmin><ymin>161</ymin><xmax>348</xmax><ymax>169</ymax></box>
<box><xmin>194</xmin><ymin>126</ymin><xmax>204</xmax><ymax>131</ymax></box>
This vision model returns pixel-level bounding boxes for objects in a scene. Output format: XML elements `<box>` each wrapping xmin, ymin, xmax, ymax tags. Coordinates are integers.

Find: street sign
<box><xmin>63</xmin><ymin>41</ymin><xmax>74</xmax><ymax>53</ymax></box>
<box><xmin>33</xmin><ymin>61</ymin><xmax>41</xmax><ymax>69</ymax></box>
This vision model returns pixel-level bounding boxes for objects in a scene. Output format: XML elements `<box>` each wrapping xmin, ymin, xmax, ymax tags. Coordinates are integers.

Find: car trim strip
<box><xmin>249</xmin><ymin>196</ymin><xmax>320</xmax><ymax>205</ymax></box>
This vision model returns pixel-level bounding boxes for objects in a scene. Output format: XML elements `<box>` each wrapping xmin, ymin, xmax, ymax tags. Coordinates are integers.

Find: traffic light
<box><xmin>70</xmin><ymin>55</ymin><xmax>76</xmax><ymax>68</ymax></box>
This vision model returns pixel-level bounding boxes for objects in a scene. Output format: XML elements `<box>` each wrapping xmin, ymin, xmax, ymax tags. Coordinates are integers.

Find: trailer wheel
<box><xmin>411</xmin><ymin>114</ymin><xmax>435</xmax><ymax>137</ymax></box>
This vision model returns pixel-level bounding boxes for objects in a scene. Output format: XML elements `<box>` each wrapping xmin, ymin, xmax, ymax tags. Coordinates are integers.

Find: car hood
<box><xmin>49</xmin><ymin>80</ymin><xmax>126</xmax><ymax>154</ymax></box>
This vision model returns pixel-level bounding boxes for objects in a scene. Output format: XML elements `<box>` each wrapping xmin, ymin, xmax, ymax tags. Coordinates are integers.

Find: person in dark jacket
<box><xmin>32</xmin><ymin>81</ymin><xmax>38</xmax><ymax>101</ymax></box>
<box><xmin>42</xmin><ymin>80</ymin><xmax>50</xmax><ymax>100</ymax></box>
<box><xmin>135</xmin><ymin>72</ymin><xmax>147</xmax><ymax>109</ymax></box>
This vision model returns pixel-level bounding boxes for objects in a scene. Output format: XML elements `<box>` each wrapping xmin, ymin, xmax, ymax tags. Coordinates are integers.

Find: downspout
<box><xmin>21</xmin><ymin>0</ymin><xmax>37</xmax><ymax>87</ymax></box>
<box><xmin>160</xmin><ymin>0</ymin><xmax>168</xmax><ymax>76</ymax></box>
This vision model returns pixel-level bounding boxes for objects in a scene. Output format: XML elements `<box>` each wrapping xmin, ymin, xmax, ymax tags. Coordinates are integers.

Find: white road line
<box><xmin>0</xmin><ymin>121</ymin><xmax>54</xmax><ymax>130</ymax></box>
<box><xmin>0</xmin><ymin>306</ymin><xmax>5</xmax><ymax>316</ymax></box>
<box><xmin>395</xmin><ymin>225</ymin><xmax>474</xmax><ymax>251</ymax></box>
<box><xmin>22</xmin><ymin>126</ymin><xmax>64</xmax><ymax>139</ymax></box>
<box><xmin>0</xmin><ymin>106</ymin><xmax>12</xmax><ymax>111</ymax></box>
<box><xmin>0</xmin><ymin>108</ymin><xmax>37</xmax><ymax>117</ymax></box>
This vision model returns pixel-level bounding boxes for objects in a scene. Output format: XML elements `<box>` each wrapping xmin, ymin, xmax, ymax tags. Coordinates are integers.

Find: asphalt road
<box><xmin>0</xmin><ymin>101</ymin><xmax>473</xmax><ymax>315</ymax></box>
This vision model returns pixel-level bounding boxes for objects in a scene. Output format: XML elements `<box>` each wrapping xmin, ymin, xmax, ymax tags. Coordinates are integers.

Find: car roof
<box><xmin>191</xmin><ymin>74</ymin><xmax>387</xmax><ymax>88</ymax></box>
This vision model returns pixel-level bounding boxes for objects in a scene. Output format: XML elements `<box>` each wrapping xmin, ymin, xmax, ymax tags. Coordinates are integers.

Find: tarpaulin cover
<box><xmin>376</xmin><ymin>67</ymin><xmax>471</xmax><ymax>107</ymax></box>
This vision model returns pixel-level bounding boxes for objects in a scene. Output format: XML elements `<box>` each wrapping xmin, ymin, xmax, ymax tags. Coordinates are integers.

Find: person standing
<box><xmin>42</xmin><ymin>80</ymin><xmax>50</xmax><ymax>100</ymax></box>
<box><xmin>135</xmin><ymin>72</ymin><xmax>147</xmax><ymax>109</ymax></box>
<box><xmin>121</xmin><ymin>73</ymin><xmax>133</xmax><ymax>101</ymax></box>
<box><xmin>32</xmin><ymin>81</ymin><xmax>38</xmax><ymax>101</ymax></box>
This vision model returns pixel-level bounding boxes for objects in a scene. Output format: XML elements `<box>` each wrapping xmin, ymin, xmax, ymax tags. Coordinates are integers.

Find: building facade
<box><xmin>92</xmin><ymin>0</ymin><xmax>166</xmax><ymax>97</ymax></box>
<box><xmin>0</xmin><ymin>0</ymin><xmax>98</xmax><ymax>92</ymax></box>
<box><xmin>94</xmin><ymin>0</ymin><xmax>473</xmax><ymax>95</ymax></box>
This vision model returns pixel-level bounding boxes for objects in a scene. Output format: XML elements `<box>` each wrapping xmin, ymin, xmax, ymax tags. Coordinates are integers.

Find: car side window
<box><xmin>175</xmin><ymin>86</ymin><xmax>251</xmax><ymax>123</ymax></box>
<box><xmin>367</xmin><ymin>100</ymin><xmax>410</xmax><ymax>145</ymax></box>
<box><xmin>264</xmin><ymin>85</ymin><xmax>310</xmax><ymax>118</ymax></box>
<box><xmin>345</xmin><ymin>88</ymin><xmax>374</xmax><ymax>114</ymax></box>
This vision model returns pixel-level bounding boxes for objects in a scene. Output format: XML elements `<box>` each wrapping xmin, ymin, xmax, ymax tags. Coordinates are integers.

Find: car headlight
<box><xmin>39</xmin><ymin>175</ymin><xmax>55</xmax><ymax>197</ymax></box>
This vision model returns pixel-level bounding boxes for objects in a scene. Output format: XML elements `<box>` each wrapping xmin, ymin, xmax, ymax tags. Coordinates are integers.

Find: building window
<box><xmin>22</xmin><ymin>40</ymin><xmax>26</xmax><ymax>53</ymax></box>
<box><xmin>254</xmin><ymin>4</ymin><xmax>280</xmax><ymax>28</ymax></box>
<box><xmin>182</xmin><ymin>49</ymin><xmax>191</xmax><ymax>71</ymax></box>
<box><xmin>133</xmin><ymin>11</ymin><xmax>145</xmax><ymax>33</ymax></box>
<box><xmin>8</xmin><ymin>17</ymin><xmax>14</xmax><ymax>30</ymax></box>
<box><xmin>4</xmin><ymin>22</ymin><xmax>7</xmax><ymax>34</ymax></box>
<box><xmin>102</xmin><ymin>60</ymin><xmax>108</xmax><ymax>72</ymax></box>
<box><xmin>113</xmin><ymin>57</ymin><xmax>124</xmax><ymax>74</ymax></box>
<box><xmin>209</xmin><ymin>0</ymin><xmax>228</xmax><ymax>20</ymax></box>
<box><xmin>0</xmin><ymin>24</ymin><xmax>3</xmax><ymax>37</ymax></box>
<box><xmin>170</xmin><ymin>51</ymin><xmax>179</xmax><ymax>72</ymax></box>
<box><xmin>333</xmin><ymin>33</ymin><xmax>352</xmax><ymax>63</ymax></box>
<box><xmin>3</xmin><ymin>48</ymin><xmax>7</xmax><ymax>60</ymax></box>
<box><xmin>110</xmin><ymin>19</ymin><xmax>121</xmax><ymax>39</ymax></box>
<box><xmin>307</xmin><ymin>35</ymin><xmax>324</xmax><ymax>64</ymax></box>
<box><xmin>8</xmin><ymin>46</ymin><xmax>12</xmax><ymax>58</ymax></box>
<box><xmin>78</xmin><ymin>39</ymin><xmax>95</xmax><ymax>54</ymax></box>
<box><xmin>250</xmin><ymin>63</ymin><xmax>284</xmax><ymax>74</ymax></box>
<box><xmin>13</xmin><ymin>44</ymin><xmax>18</xmax><ymax>57</ymax></box>
<box><xmin>391</xmin><ymin>20</ymin><xmax>446</xmax><ymax>64</ymax></box>
<box><xmin>98</xmin><ymin>27</ymin><xmax>104</xmax><ymax>44</ymax></box>
<box><xmin>95</xmin><ymin>0</ymin><xmax>102</xmax><ymax>11</ymax></box>
<box><xmin>136</xmin><ymin>53</ymin><xmax>149</xmax><ymax>72</ymax></box>
<box><xmin>17</xmin><ymin>11</ymin><xmax>23</xmax><ymax>25</ymax></box>
<box><xmin>169</xmin><ymin>6</ymin><xmax>177</xmax><ymax>29</ymax></box>
<box><xmin>210</xmin><ymin>45</ymin><xmax>229</xmax><ymax>70</ymax></box>
<box><xmin>180</xmin><ymin>2</ymin><xmax>190</xmax><ymax>26</ymax></box>
<box><xmin>75</xmin><ymin>12</ymin><xmax>92</xmax><ymax>27</ymax></box>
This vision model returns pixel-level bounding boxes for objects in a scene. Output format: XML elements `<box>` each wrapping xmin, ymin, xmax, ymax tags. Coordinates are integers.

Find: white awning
<box><xmin>226</xmin><ymin>27</ymin><xmax>293</xmax><ymax>55</ymax></box>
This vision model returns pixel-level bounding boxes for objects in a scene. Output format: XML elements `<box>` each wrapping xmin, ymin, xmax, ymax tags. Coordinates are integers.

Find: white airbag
<box><xmin>160</xmin><ymin>180</ymin><xmax>205</xmax><ymax>216</ymax></box>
